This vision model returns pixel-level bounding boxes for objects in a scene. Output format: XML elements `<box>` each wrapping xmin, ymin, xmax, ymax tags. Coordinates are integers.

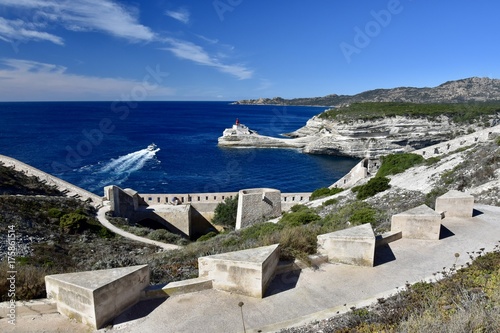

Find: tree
<box><xmin>212</xmin><ymin>195</ymin><xmax>238</xmax><ymax>228</ymax></box>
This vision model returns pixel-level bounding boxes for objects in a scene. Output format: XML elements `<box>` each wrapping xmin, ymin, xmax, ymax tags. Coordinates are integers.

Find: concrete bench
<box><xmin>198</xmin><ymin>244</ymin><xmax>280</xmax><ymax>298</ymax></box>
<box><xmin>435</xmin><ymin>190</ymin><xmax>475</xmax><ymax>218</ymax></box>
<box><xmin>317</xmin><ymin>223</ymin><xmax>376</xmax><ymax>267</ymax></box>
<box><xmin>391</xmin><ymin>204</ymin><xmax>442</xmax><ymax>240</ymax></box>
<box><xmin>45</xmin><ymin>265</ymin><xmax>149</xmax><ymax>329</ymax></box>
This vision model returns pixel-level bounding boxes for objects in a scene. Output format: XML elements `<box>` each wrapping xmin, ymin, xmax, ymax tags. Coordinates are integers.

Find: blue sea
<box><xmin>0</xmin><ymin>102</ymin><xmax>359</xmax><ymax>195</ymax></box>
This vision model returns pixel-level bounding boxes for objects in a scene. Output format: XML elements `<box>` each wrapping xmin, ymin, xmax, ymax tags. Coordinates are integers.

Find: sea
<box><xmin>0</xmin><ymin>101</ymin><xmax>359</xmax><ymax>195</ymax></box>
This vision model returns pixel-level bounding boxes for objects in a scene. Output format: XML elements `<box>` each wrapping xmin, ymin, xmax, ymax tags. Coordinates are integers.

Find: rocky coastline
<box><xmin>225</xmin><ymin>77</ymin><xmax>500</xmax><ymax>158</ymax></box>
<box><xmin>218</xmin><ymin>115</ymin><xmax>493</xmax><ymax>158</ymax></box>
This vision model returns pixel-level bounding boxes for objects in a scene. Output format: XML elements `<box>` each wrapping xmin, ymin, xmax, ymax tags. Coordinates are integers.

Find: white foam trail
<box><xmin>80</xmin><ymin>148</ymin><xmax>160</xmax><ymax>191</ymax></box>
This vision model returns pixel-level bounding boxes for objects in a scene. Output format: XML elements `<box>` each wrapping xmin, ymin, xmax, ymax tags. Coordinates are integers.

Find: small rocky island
<box><xmin>218</xmin><ymin>118</ymin><xmax>313</xmax><ymax>149</ymax></box>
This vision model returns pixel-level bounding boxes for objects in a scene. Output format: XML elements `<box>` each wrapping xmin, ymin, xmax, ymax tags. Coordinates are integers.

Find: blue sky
<box><xmin>0</xmin><ymin>0</ymin><xmax>498</xmax><ymax>101</ymax></box>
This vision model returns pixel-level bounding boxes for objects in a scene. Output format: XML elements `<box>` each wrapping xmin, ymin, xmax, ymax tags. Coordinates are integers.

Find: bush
<box><xmin>278</xmin><ymin>226</ymin><xmax>317</xmax><ymax>261</ymax></box>
<box><xmin>212</xmin><ymin>195</ymin><xmax>238</xmax><ymax>227</ymax></box>
<box><xmin>320</xmin><ymin>201</ymin><xmax>379</xmax><ymax>232</ymax></box>
<box><xmin>279</xmin><ymin>207</ymin><xmax>321</xmax><ymax>227</ymax></box>
<box><xmin>240</xmin><ymin>222</ymin><xmax>284</xmax><ymax>241</ymax></box>
<box><xmin>496</xmin><ymin>136</ymin><xmax>500</xmax><ymax>146</ymax></box>
<box><xmin>376</xmin><ymin>153</ymin><xmax>425</xmax><ymax>178</ymax></box>
<box><xmin>197</xmin><ymin>231</ymin><xmax>218</xmax><ymax>242</ymax></box>
<box><xmin>59</xmin><ymin>212</ymin><xmax>88</xmax><ymax>234</ymax></box>
<box><xmin>349</xmin><ymin>206</ymin><xmax>377</xmax><ymax>225</ymax></box>
<box><xmin>354</xmin><ymin>177</ymin><xmax>391</xmax><ymax>200</ymax></box>
<box><xmin>149</xmin><ymin>229</ymin><xmax>183</xmax><ymax>243</ymax></box>
<box><xmin>47</xmin><ymin>208</ymin><xmax>64</xmax><ymax>219</ymax></box>
<box><xmin>322</xmin><ymin>198</ymin><xmax>338</xmax><ymax>206</ymax></box>
<box><xmin>310</xmin><ymin>187</ymin><xmax>343</xmax><ymax>200</ymax></box>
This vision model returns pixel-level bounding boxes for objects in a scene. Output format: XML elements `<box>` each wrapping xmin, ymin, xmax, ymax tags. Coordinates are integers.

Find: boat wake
<box><xmin>78</xmin><ymin>147</ymin><xmax>160</xmax><ymax>191</ymax></box>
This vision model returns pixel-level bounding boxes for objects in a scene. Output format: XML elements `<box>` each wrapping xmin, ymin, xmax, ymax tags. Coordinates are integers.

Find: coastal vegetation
<box><xmin>318</xmin><ymin>102</ymin><xmax>500</xmax><ymax>124</ymax></box>
<box><xmin>376</xmin><ymin>153</ymin><xmax>425</xmax><ymax>177</ymax></box>
<box><xmin>352</xmin><ymin>176</ymin><xmax>391</xmax><ymax>200</ymax></box>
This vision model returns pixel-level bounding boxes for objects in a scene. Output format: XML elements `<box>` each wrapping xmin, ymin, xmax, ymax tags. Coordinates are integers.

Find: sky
<box><xmin>0</xmin><ymin>0</ymin><xmax>499</xmax><ymax>101</ymax></box>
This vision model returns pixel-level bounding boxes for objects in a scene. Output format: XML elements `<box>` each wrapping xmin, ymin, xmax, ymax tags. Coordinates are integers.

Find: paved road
<box><xmin>96</xmin><ymin>205</ymin><xmax>181</xmax><ymax>251</ymax></box>
<box><xmin>114</xmin><ymin>204</ymin><xmax>500</xmax><ymax>333</ymax></box>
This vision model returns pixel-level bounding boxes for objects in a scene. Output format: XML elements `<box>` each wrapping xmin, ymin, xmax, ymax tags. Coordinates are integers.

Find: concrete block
<box><xmin>143</xmin><ymin>277</ymin><xmax>213</xmax><ymax>299</ymax></box>
<box><xmin>391</xmin><ymin>204</ymin><xmax>442</xmax><ymax>240</ymax></box>
<box><xmin>45</xmin><ymin>265</ymin><xmax>149</xmax><ymax>329</ymax></box>
<box><xmin>317</xmin><ymin>224</ymin><xmax>376</xmax><ymax>267</ymax></box>
<box><xmin>198</xmin><ymin>244</ymin><xmax>280</xmax><ymax>298</ymax></box>
<box><xmin>236</xmin><ymin>188</ymin><xmax>282</xmax><ymax>230</ymax></box>
<box><xmin>435</xmin><ymin>190</ymin><xmax>475</xmax><ymax>218</ymax></box>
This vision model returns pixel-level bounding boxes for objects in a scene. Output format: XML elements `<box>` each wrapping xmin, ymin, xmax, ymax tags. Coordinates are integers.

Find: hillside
<box><xmin>234</xmin><ymin>77</ymin><xmax>500</xmax><ymax>106</ymax></box>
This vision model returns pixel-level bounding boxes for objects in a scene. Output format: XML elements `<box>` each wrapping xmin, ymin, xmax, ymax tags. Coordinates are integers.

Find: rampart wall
<box><xmin>0</xmin><ymin>154</ymin><xmax>102</xmax><ymax>206</ymax></box>
<box><xmin>414</xmin><ymin>124</ymin><xmax>500</xmax><ymax>158</ymax></box>
<box><xmin>139</xmin><ymin>192</ymin><xmax>311</xmax><ymax>213</ymax></box>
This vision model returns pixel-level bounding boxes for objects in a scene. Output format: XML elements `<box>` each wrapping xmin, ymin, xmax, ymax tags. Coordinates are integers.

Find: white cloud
<box><xmin>0</xmin><ymin>58</ymin><xmax>175</xmax><ymax>101</ymax></box>
<box><xmin>0</xmin><ymin>0</ymin><xmax>155</xmax><ymax>44</ymax></box>
<box><xmin>0</xmin><ymin>17</ymin><xmax>64</xmax><ymax>45</ymax></box>
<box><xmin>162</xmin><ymin>38</ymin><xmax>253</xmax><ymax>80</ymax></box>
<box><xmin>165</xmin><ymin>8</ymin><xmax>190</xmax><ymax>24</ymax></box>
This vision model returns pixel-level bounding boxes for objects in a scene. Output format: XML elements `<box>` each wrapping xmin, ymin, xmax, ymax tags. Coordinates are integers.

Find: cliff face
<box><xmin>286</xmin><ymin>115</ymin><xmax>486</xmax><ymax>158</ymax></box>
<box><xmin>234</xmin><ymin>77</ymin><xmax>500</xmax><ymax>106</ymax></box>
<box><xmin>228</xmin><ymin>77</ymin><xmax>500</xmax><ymax>158</ymax></box>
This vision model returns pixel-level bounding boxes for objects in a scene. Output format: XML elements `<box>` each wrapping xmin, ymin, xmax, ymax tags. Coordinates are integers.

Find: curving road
<box><xmin>97</xmin><ymin>205</ymin><xmax>181</xmax><ymax>251</ymax></box>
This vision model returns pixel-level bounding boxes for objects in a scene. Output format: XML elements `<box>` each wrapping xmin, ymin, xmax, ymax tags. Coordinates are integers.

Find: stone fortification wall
<box><xmin>414</xmin><ymin>124</ymin><xmax>500</xmax><ymax>158</ymax></box>
<box><xmin>0</xmin><ymin>154</ymin><xmax>102</xmax><ymax>206</ymax></box>
<box><xmin>139</xmin><ymin>192</ymin><xmax>311</xmax><ymax>211</ymax></box>
<box><xmin>330</xmin><ymin>158</ymin><xmax>380</xmax><ymax>189</ymax></box>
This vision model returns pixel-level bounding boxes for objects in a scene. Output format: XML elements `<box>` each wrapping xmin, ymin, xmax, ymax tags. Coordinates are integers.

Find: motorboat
<box><xmin>147</xmin><ymin>143</ymin><xmax>158</xmax><ymax>151</ymax></box>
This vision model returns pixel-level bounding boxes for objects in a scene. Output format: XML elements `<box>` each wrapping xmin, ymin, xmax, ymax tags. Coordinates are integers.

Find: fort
<box><xmin>104</xmin><ymin>185</ymin><xmax>311</xmax><ymax>239</ymax></box>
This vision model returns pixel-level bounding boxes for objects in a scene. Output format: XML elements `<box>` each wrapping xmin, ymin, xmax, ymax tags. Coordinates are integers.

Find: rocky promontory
<box><xmin>226</xmin><ymin>77</ymin><xmax>500</xmax><ymax>158</ymax></box>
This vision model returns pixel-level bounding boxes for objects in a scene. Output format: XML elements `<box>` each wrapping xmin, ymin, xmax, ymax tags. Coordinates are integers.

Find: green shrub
<box><xmin>322</xmin><ymin>198</ymin><xmax>338</xmax><ymax>206</ymax></box>
<box><xmin>425</xmin><ymin>156</ymin><xmax>442</xmax><ymax>166</ymax></box>
<box><xmin>354</xmin><ymin>177</ymin><xmax>391</xmax><ymax>200</ymax></box>
<box><xmin>196</xmin><ymin>231</ymin><xmax>218</xmax><ymax>242</ymax></box>
<box><xmin>59</xmin><ymin>212</ymin><xmax>88</xmax><ymax>234</ymax></box>
<box><xmin>310</xmin><ymin>187</ymin><xmax>343</xmax><ymax>200</ymax></box>
<box><xmin>279</xmin><ymin>207</ymin><xmax>321</xmax><ymax>227</ymax></box>
<box><xmin>496</xmin><ymin>136</ymin><xmax>500</xmax><ymax>146</ymax></box>
<box><xmin>320</xmin><ymin>201</ymin><xmax>379</xmax><ymax>232</ymax></box>
<box><xmin>149</xmin><ymin>229</ymin><xmax>183</xmax><ymax>243</ymax></box>
<box><xmin>211</xmin><ymin>195</ymin><xmax>238</xmax><ymax>227</ymax></box>
<box><xmin>278</xmin><ymin>226</ymin><xmax>317</xmax><ymax>261</ymax></box>
<box><xmin>47</xmin><ymin>208</ymin><xmax>64</xmax><ymax>219</ymax></box>
<box><xmin>376</xmin><ymin>153</ymin><xmax>425</xmax><ymax>178</ymax></box>
<box><xmin>240</xmin><ymin>222</ymin><xmax>284</xmax><ymax>241</ymax></box>
<box><xmin>349</xmin><ymin>206</ymin><xmax>377</xmax><ymax>225</ymax></box>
